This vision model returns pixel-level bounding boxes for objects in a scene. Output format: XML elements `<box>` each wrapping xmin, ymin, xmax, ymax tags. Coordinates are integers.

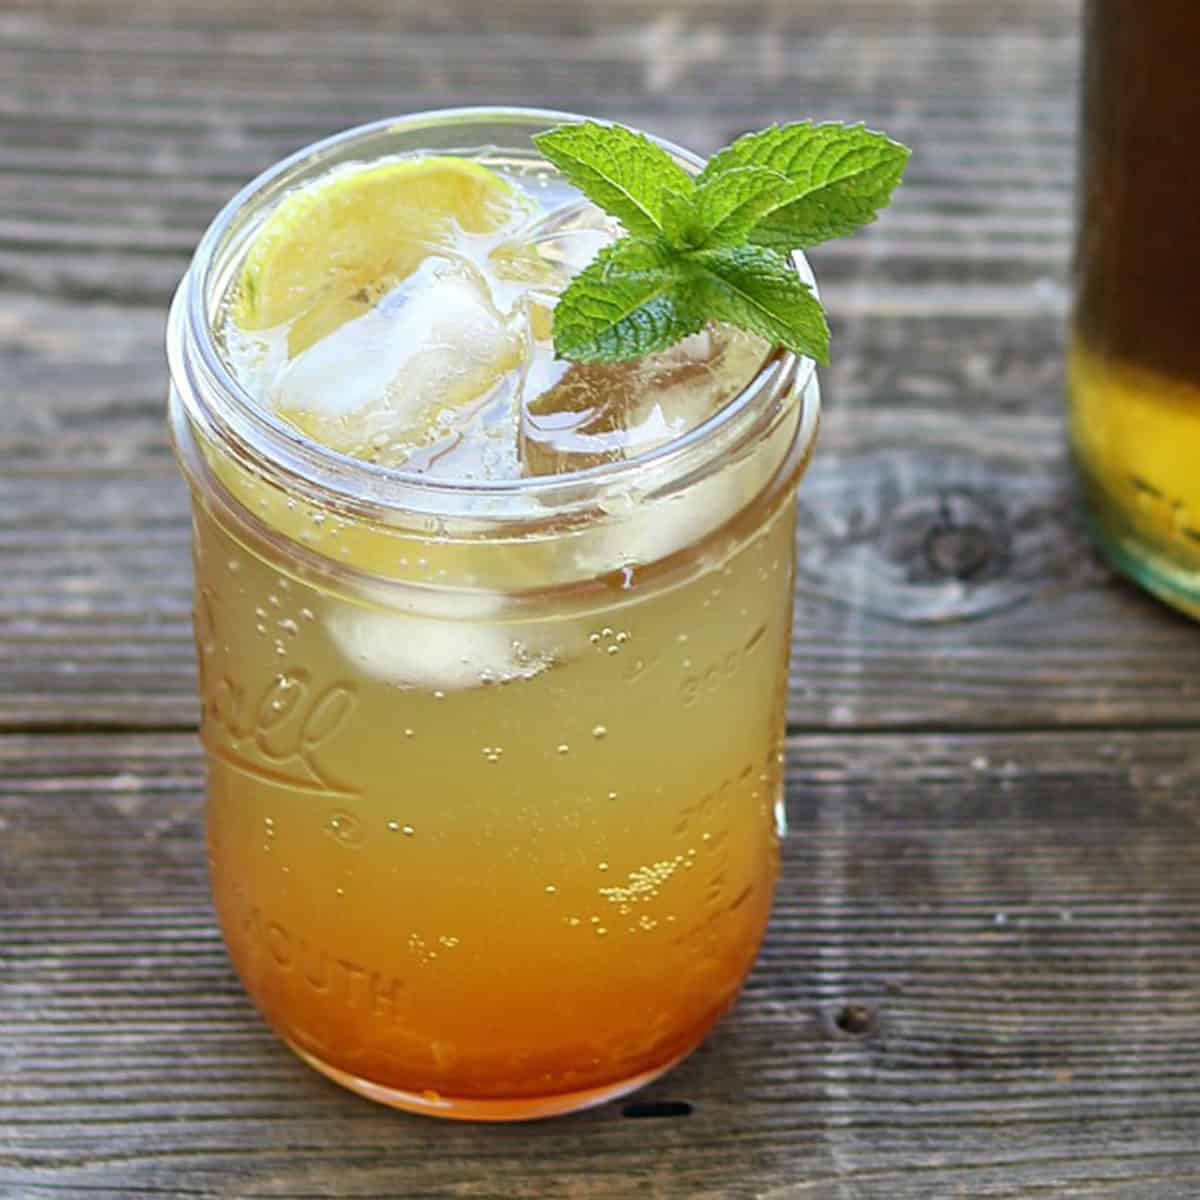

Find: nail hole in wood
<box><xmin>835</xmin><ymin>1003</ymin><xmax>874</xmax><ymax>1035</ymax></box>
<box><xmin>622</xmin><ymin>1100</ymin><xmax>693</xmax><ymax>1118</ymax></box>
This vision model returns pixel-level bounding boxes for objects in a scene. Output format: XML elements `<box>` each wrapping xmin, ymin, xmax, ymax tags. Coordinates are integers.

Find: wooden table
<box><xmin>5</xmin><ymin>1</ymin><xmax>1200</xmax><ymax>1196</ymax></box>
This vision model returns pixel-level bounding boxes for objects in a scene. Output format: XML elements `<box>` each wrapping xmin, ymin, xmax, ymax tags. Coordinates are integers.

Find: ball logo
<box><xmin>196</xmin><ymin>586</ymin><xmax>359</xmax><ymax>796</ymax></box>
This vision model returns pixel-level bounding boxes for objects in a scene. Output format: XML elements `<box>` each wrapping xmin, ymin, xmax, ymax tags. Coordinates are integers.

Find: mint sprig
<box><xmin>529</xmin><ymin>121</ymin><xmax>694</xmax><ymax>240</ymax></box>
<box><xmin>551</xmin><ymin>238</ymin><xmax>702</xmax><ymax>362</ymax></box>
<box><xmin>532</xmin><ymin>120</ymin><xmax>909</xmax><ymax>365</ymax></box>
<box><xmin>701</xmin><ymin>121</ymin><xmax>910</xmax><ymax>251</ymax></box>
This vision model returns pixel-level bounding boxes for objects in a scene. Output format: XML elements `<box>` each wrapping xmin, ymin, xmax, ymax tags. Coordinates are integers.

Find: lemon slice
<box><xmin>211</xmin><ymin>154</ymin><xmax>570</xmax><ymax>619</ymax></box>
<box><xmin>233</xmin><ymin>156</ymin><xmax>530</xmax><ymax>352</ymax></box>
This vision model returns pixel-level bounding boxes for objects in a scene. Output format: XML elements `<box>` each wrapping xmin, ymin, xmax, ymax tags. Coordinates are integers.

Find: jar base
<box><xmin>1082</xmin><ymin>503</ymin><xmax>1200</xmax><ymax>622</ymax></box>
<box><xmin>283</xmin><ymin>1035</ymin><xmax>692</xmax><ymax>1121</ymax></box>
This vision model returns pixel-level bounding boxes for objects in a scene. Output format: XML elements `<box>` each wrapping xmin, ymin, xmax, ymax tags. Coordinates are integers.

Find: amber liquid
<box><xmin>193</xmin><ymin>480</ymin><xmax>796</xmax><ymax>1118</ymax></box>
<box><xmin>1069</xmin><ymin>1</ymin><xmax>1200</xmax><ymax>617</ymax></box>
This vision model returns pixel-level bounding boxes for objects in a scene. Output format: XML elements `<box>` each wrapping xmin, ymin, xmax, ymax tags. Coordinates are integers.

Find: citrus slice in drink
<box><xmin>232</xmin><ymin>156</ymin><xmax>531</xmax><ymax>353</ymax></box>
<box><xmin>215</xmin><ymin>155</ymin><xmax>544</xmax><ymax>594</ymax></box>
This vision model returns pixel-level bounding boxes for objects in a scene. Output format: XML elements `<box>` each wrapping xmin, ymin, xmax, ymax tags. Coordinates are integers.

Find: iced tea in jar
<box><xmin>167</xmin><ymin>107</ymin><xmax>903</xmax><ymax>1119</ymax></box>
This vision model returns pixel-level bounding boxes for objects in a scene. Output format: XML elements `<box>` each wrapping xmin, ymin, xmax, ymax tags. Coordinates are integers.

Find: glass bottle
<box><xmin>1069</xmin><ymin>1</ymin><xmax>1200</xmax><ymax>619</ymax></box>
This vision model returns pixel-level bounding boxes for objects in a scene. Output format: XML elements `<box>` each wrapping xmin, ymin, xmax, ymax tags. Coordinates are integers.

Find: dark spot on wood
<box><xmin>834</xmin><ymin>1003</ymin><xmax>875</xmax><ymax>1036</ymax></box>
<box><xmin>925</xmin><ymin>508</ymin><xmax>997</xmax><ymax>580</ymax></box>
<box><xmin>885</xmin><ymin>487</ymin><xmax>1012</xmax><ymax>584</ymax></box>
<box><xmin>622</xmin><ymin>1100</ymin><xmax>693</xmax><ymax>1118</ymax></box>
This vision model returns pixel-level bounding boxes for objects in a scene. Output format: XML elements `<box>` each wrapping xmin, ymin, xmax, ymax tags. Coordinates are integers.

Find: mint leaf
<box><xmin>551</xmin><ymin>237</ymin><xmax>701</xmax><ymax>363</ymax></box>
<box><xmin>683</xmin><ymin>244</ymin><xmax>830</xmax><ymax>364</ymax></box>
<box><xmin>533</xmin><ymin>122</ymin><xmax>694</xmax><ymax>240</ymax></box>
<box><xmin>663</xmin><ymin>167</ymin><xmax>800</xmax><ymax>250</ymax></box>
<box><xmin>537</xmin><ymin>117</ymin><xmax>907</xmax><ymax>364</ymax></box>
<box><xmin>701</xmin><ymin>122</ymin><xmax>909</xmax><ymax>248</ymax></box>
<box><xmin>689</xmin><ymin>165</ymin><xmax>798</xmax><ymax>248</ymax></box>
<box><xmin>661</xmin><ymin>186</ymin><xmax>702</xmax><ymax>249</ymax></box>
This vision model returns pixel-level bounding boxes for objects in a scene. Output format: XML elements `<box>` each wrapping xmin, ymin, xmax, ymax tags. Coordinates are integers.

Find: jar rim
<box><xmin>167</xmin><ymin>106</ymin><xmax>819</xmax><ymax>522</ymax></box>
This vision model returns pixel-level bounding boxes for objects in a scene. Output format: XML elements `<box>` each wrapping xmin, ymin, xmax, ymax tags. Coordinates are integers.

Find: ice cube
<box><xmin>545</xmin><ymin>359</ymin><xmax>813</xmax><ymax>574</ymax></box>
<box><xmin>221</xmin><ymin>320</ymin><xmax>290</xmax><ymax>406</ymax></box>
<box><xmin>519</xmin><ymin>325</ymin><xmax>770</xmax><ymax>477</ymax></box>
<box><xmin>487</xmin><ymin>200</ymin><xmax>619</xmax><ymax>314</ymax></box>
<box><xmin>269</xmin><ymin>253</ymin><xmax>525</xmax><ymax>467</ymax></box>
<box><xmin>327</xmin><ymin>598</ymin><xmax>555</xmax><ymax>691</ymax></box>
<box><xmin>517</xmin><ymin>325</ymin><xmax>788</xmax><ymax>571</ymax></box>
<box><xmin>526</xmin><ymin>198</ymin><xmax>623</xmax><ymax>241</ymax></box>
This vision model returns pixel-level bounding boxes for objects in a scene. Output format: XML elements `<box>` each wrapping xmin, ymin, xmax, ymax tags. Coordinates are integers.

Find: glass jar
<box><xmin>1069</xmin><ymin>2</ymin><xmax>1200</xmax><ymax>619</ymax></box>
<box><xmin>167</xmin><ymin>107</ymin><xmax>821</xmax><ymax>1120</ymax></box>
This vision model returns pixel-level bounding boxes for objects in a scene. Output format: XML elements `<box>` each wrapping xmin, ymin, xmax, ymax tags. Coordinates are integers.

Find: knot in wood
<box><xmin>882</xmin><ymin>486</ymin><xmax>1012</xmax><ymax>584</ymax></box>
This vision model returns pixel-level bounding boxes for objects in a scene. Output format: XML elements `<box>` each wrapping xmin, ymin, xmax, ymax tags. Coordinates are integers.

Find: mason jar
<box><xmin>167</xmin><ymin>107</ymin><xmax>821</xmax><ymax>1120</ymax></box>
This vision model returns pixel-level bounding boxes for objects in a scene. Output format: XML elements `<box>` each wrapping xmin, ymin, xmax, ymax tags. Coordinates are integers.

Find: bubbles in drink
<box><xmin>326</xmin><ymin>602</ymin><xmax>556</xmax><ymax>691</ymax></box>
<box><xmin>198</xmin><ymin>134</ymin><xmax>800</xmax><ymax>1117</ymax></box>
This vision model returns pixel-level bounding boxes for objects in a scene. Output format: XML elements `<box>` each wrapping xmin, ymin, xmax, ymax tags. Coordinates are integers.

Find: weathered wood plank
<box><xmin>5</xmin><ymin>285</ymin><xmax>1199</xmax><ymax>735</ymax></box>
<box><xmin>0</xmin><ymin>0</ymin><xmax>1184</xmax><ymax>742</ymax></box>
<box><xmin>0</xmin><ymin>0</ymin><xmax>1082</xmax><ymax>63</ymax></box>
<box><xmin>3</xmin><ymin>728</ymin><xmax>1199</xmax><ymax>1198</ymax></box>
<box><xmin>0</xmin><ymin>296</ymin><xmax>1072</xmax><ymax>470</ymax></box>
<box><xmin>0</xmin><ymin>0</ymin><xmax>1079</xmax><ymax>311</ymax></box>
<box><xmin>0</xmin><ymin>211</ymin><xmax>1075</xmax><ymax>310</ymax></box>
<box><xmin>17</xmin><ymin>0</ymin><xmax>1200</xmax><ymax>1197</ymax></box>
<box><xmin>0</xmin><ymin>0</ymin><xmax>1080</xmax><ymax>31</ymax></box>
<box><xmin>4</xmin><ymin>420</ymin><xmax>1200</xmax><ymax>734</ymax></box>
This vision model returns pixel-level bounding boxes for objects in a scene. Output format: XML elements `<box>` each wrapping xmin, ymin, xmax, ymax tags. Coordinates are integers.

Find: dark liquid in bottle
<box><xmin>1069</xmin><ymin>0</ymin><xmax>1200</xmax><ymax>617</ymax></box>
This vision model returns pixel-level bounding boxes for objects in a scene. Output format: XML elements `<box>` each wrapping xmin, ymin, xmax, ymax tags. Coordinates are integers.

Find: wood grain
<box><xmin>6</xmin><ymin>291</ymin><xmax>1200</xmax><ymax>734</ymax></box>
<box><xmin>10</xmin><ymin>1</ymin><xmax>1200</xmax><ymax>1194</ymax></box>
<box><xmin>0</xmin><ymin>0</ymin><xmax>1124</xmax><ymax>738</ymax></box>
<box><xmin>0</xmin><ymin>0</ymin><xmax>1114</xmax><ymax>739</ymax></box>
<box><xmin>7</xmin><ymin>429</ymin><xmax>1200</xmax><ymax>735</ymax></box>
<box><xmin>0</xmin><ymin>1</ymin><xmax>1078</xmax><ymax>307</ymax></box>
<box><xmin>3</xmin><ymin>729</ymin><xmax>1200</xmax><ymax>1198</ymax></box>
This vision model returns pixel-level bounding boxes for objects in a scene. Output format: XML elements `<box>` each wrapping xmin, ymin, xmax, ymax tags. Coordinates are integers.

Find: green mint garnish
<box><xmin>527</xmin><ymin>121</ymin><xmax>695</xmax><ymax>241</ymax></box>
<box><xmin>532</xmin><ymin>120</ymin><xmax>910</xmax><ymax>365</ymax></box>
